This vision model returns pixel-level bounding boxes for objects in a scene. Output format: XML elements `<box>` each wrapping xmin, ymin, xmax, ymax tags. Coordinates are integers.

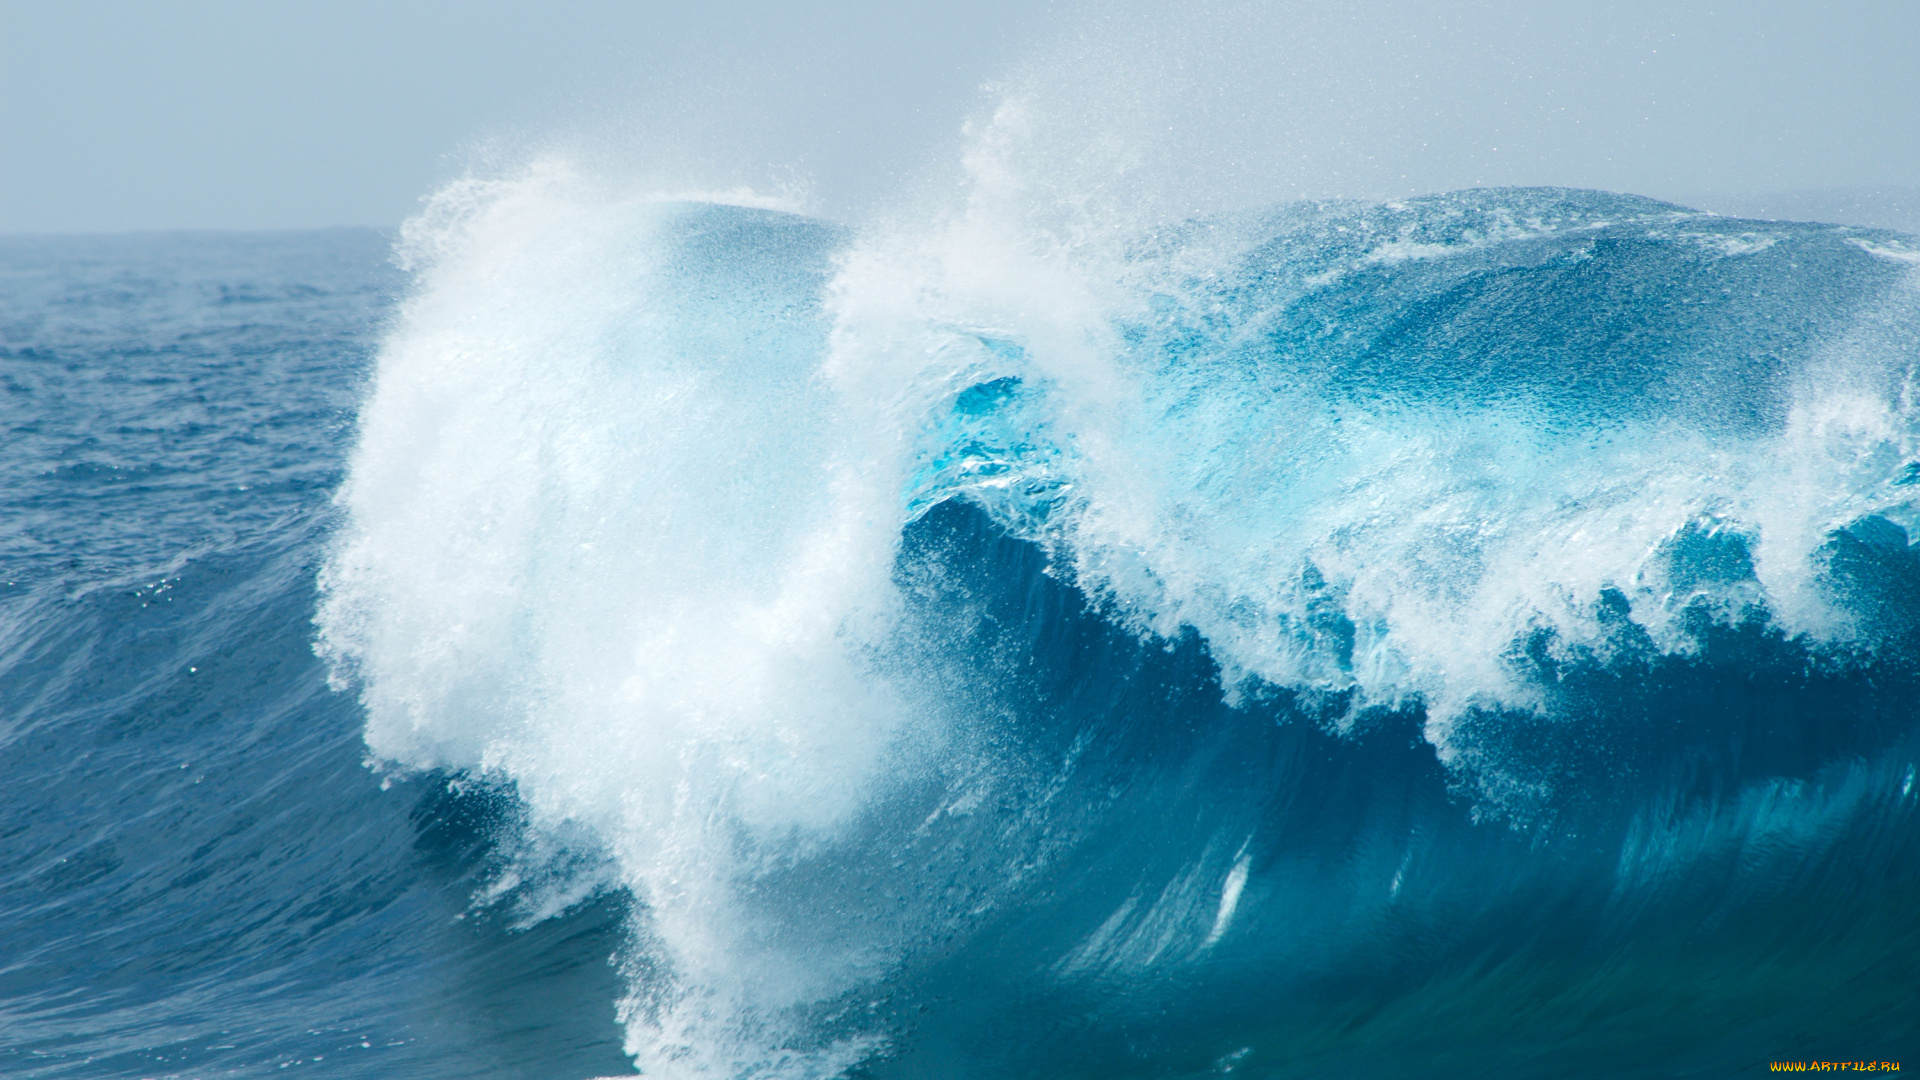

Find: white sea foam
<box><xmin>826</xmin><ymin>98</ymin><xmax>1920</xmax><ymax>755</ymax></box>
<box><xmin>319</xmin><ymin>168</ymin><xmax>933</xmax><ymax>1077</ymax></box>
<box><xmin>1850</xmin><ymin>236</ymin><xmax>1920</xmax><ymax>264</ymax></box>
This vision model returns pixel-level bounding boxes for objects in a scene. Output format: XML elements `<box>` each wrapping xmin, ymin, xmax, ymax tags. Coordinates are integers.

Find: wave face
<box><xmin>313</xmin><ymin>174</ymin><xmax>1920</xmax><ymax>1078</ymax></box>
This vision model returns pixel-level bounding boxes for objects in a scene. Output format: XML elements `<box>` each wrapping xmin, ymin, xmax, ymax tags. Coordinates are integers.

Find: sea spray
<box><xmin>317</xmin><ymin>179</ymin><xmax>943</xmax><ymax>1074</ymax></box>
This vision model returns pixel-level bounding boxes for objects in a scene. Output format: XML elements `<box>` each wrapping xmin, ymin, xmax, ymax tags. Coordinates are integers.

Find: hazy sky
<box><xmin>4</xmin><ymin>1</ymin><xmax>1917</xmax><ymax>233</ymax></box>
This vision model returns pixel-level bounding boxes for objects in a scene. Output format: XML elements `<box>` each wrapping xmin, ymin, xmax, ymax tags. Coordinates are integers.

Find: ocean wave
<box><xmin>313</xmin><ymin>149</ymin><xmax>1920</xmax><ymax>1075</ymax></box>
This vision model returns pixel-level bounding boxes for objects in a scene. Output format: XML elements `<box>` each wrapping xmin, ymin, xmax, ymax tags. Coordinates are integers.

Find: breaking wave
<box><xmin>316</xmin><ymin>135</ymin><xmax>1920</xmax><ymax>1076</ymax></box>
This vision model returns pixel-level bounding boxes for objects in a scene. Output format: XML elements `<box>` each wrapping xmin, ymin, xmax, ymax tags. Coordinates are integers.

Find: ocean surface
<box><xmin>3</xmin><ymin>184</ymin><xmax>1918</xmax><ymax>1079</ymax></box>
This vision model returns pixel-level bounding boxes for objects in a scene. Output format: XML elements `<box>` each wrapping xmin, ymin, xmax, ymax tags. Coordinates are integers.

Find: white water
<box><xmin>827</xmin><ymin>102</ymin><xmax>1920</xmax><ymax>742</ymax></box>
<box><xmin>318</xmin><ymin>168</ymin><xmax>938</xmax><ymax>1075</ymax></box>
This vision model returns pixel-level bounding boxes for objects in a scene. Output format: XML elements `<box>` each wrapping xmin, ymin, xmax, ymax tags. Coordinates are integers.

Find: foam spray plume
<box><xmin>318</xmin><ymin>99</ymin><xmax>1920</xmax><ymax>1076</ymax></box>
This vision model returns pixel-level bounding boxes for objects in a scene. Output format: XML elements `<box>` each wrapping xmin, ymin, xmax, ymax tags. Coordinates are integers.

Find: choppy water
<box><xmin>5</xmin><ymin>182</ymin><xmax>1920</xmax><ymax>1079</ymax></box>
<box><xmin>0</xmin><ymin>230</ymin><xmax>631</xmax><ymax>1077</ymax></box>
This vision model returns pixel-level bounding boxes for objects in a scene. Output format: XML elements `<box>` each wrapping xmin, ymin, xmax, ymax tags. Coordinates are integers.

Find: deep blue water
<box><xmin>4</xmin><ymin>189</ymin><xmax>1919</xmax><ymax>1079</ymax></box>
<box><xmin>0</xmin><ymin>231</ymin><xmax>631</xmax><ymax>1077</ymax></box>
